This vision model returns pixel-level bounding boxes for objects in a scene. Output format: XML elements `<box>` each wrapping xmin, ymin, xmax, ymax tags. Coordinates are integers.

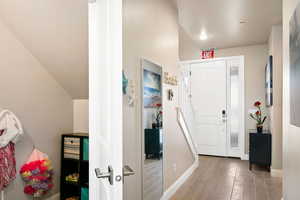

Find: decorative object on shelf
<box><xmin>167</xmin><ymin>89</ymin><xmax>174</xmax><ymax>101</ymax></box>
<box><xmin>250</xmin><ymin>101</ymin><xmax>267</xmax><ymax>133</ymax></box>
<box><xmin>144</xmin><ymin>69</ymin><xmax>162</xmax><ymax>108</ymax></box>
<box><xmin>66</xmin><ymin>197</ymin><xmax>79</xmax><ymax>200</ymax></box>
<box><xmin>265</xmin><ymin>56</ymin><xmax>273</xmax><ymax>107</ymax></box>
<box><xmin>290</xmin><ymin>4</ymin><xmax>300</xmax><ymax>127</ymax></box>
<box><xmin>64</xmin><ymin>137</ymin><xmax>80</xmax><ymax>160</ymax></box>
<box><xmin>65</xmin><ymin>173</ymin><xmax>79</xmax><ymax>183</ymax></box>
<box><xmin>20</xmin><ymin>149</ymin><xmax>53</xmax><ymax>198</ymax></box>
<box><xmin>164</xmin><ymin>72</ymin><xmax>178</xmax><ymax>86</ymax></box>
<box><xmin>153</xmin><ymin>104</ymin><xmax>162</xmax><ymax>129</ymax></box>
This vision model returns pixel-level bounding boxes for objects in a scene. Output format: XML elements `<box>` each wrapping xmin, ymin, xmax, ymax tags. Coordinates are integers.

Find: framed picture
<box><xmin>265</xmin><ymin>56</ymin><xmax>273</xmax><ymax>107</ymax></box>
<box><xmin>143</xmin><ymin>69</ymin><xmax>162</xmax><ymax>108</ymax></box>
<box><xmin>290</xmin><ymin>3</ymin><xmax>300</xmax><ymax>127</ymax></box>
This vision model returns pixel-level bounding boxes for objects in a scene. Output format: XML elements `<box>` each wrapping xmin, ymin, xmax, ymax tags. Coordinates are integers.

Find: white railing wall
<box><xmin>178</xmin><ymin>64</ymin><xmax>198</xmax><ymax>156</ymax></box>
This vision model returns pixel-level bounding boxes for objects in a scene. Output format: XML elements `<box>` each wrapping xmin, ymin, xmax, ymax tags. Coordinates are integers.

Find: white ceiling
<box><xmin>0</xmin><ymin>0</ymin><xmax>88</xmax><ymax>99</ymax></box>
<box><xmin>177</xmin><ymin>0</ymin><xmax>282</xmax><ymax>49</ymax></box>
<box><xmin>0</xmin><ymin>0</ymin><xmax>281</xmax><ymax>98</ymax></box>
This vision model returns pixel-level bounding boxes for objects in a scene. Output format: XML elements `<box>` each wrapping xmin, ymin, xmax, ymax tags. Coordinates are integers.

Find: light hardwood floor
<box><xmin>143</xmin><ymin>159</ymin><xmax>163</xmax><ymax>200</ymax></box>
<box><xmin>171</xmin><ymin>156</ymin><xmax>282</xmax><ymax>200</ymax></box>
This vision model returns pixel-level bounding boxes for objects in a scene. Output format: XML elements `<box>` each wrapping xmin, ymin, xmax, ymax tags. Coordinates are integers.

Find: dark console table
<box><xmin>249</xmin><ymin>132</ymin><xmax>272</xmax><ymax>171</ymax></box>
<box><xmin>145</xmin><ymin>128</ymin><xmax>163</xmax><ymax>159</ymax></box>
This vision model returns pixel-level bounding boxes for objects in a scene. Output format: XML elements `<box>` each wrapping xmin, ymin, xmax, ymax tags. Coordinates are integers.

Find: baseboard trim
<box><xmin>161</xmin><ymin>159</ymin><xmax>199</xmax><ymax>200</ymax></box>
<box><xmin>46</xmin><ymin>193</ymin><xmax>60</xmax><ymax>200</ymax></box>
<box><xmin>271</xmin><ymin>169</ymin><xmax>283</xmax><ymax>178</ymax></box>
<box><xmin>241</xmin><ymin>154</ymin><xmax>249</xmax><ymax>160</ymax></box>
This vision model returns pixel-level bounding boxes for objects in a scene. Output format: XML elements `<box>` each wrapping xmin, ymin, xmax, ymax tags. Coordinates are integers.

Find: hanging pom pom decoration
<box><xmin>20</xmin><ymin>149</ymin><xmax>53</xmax><ymax>198</ymax></box>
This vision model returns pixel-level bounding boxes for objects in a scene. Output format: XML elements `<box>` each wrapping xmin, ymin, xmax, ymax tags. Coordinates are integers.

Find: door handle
<box><xmin>95</xmin><ymin>165</ymin><xmax>114</xmax><ymax>185</ymax></box>
<box><xmin>123</xmin><ymin>165</ymin><xmax>135</xmax><ymax>177</ymax></box>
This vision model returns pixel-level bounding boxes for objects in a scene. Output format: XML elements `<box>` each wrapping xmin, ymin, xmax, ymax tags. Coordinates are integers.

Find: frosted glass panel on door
<box><xmin>230</xmin><ymin>67</ymin><xmax>239</xmax><ymax>148</ymax></box>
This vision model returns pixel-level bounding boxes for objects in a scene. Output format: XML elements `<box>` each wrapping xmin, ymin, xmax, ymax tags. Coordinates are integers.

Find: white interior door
<box><xmin>89</xmin><ymin>0</ymin><xmax>123</xmax><ymax>199</ymax></box>
<box><xmin>191</xmin><ymin>61</ymin><xmax>227</xmax><ymax>156</ymax></box>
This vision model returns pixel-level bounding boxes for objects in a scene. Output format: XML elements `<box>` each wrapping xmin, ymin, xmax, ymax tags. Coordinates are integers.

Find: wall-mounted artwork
<box><xmin>164</xmin><ymin>72</ymin><xmax>178</xmax><ymax>85</ymax></box>
<box><xmin>290</xmin><ymin>3</ymin><xmax>300</xmax><ymax>127</ymax></box>
<box><xmin>122</xmin><ymin>70</ymin><xmax>128</xmax><ymax>95</ymax></box>
<box><xmin>144</xmin><ymin>69</ymin><xmax>162</xmax><ymax>108</ymax></box>
<box><xmin>265</xmin><ymin>56</ymin><xmax>273</xmax><ymax>107</ymax></box>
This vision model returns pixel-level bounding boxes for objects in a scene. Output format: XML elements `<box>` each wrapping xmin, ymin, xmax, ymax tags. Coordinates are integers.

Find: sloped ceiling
<box><xmin>177</xmin><ymin>0</ymin><xmax>282</xmax><ymax>49</ymax></box>
<box><xmin>0</xmin><ymin>0</ymin><xmax>88</xmax><ymax>99</ymax></box>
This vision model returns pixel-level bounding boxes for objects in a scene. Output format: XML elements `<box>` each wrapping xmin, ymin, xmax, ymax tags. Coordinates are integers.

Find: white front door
<box><xmin>89</xmin><ymin>0</ymin><xmax>123</xmax><ymax>199</ymax></box>
<box><xmin>191</xmin><ymin>60</ymin><xmax>227</xmax><ymax>156</ymax></box>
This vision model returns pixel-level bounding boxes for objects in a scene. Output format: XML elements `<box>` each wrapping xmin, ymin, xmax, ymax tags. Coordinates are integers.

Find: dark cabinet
<box><xmin>60</xmin><ymin>134</ymin><xmax>89</xmax><ymax>200</ymax></box>
<box><xmin>145</xmin><ymin>129</ymin><xmax>162</xmax><ymax>159</ymax></box>
<box><xmin>249</xmin><ymin>132</ymin><xmax>271</xmax><ymax>171</ymax></box>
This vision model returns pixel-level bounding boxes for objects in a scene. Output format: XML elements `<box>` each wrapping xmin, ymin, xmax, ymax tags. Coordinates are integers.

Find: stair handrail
<box><xmin>176</xmin><ymin>107</ymin><xmax>198</xmax><ymax>160</ymax></box>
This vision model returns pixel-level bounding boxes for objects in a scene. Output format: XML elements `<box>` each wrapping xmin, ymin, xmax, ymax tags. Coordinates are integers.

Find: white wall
<box><xmin>73</xmin><ymin>99</ymin><xmax>89</xmax><ymax>133</ymax></box>
<box><xmin>283</xmin><ymin>0</ymin><xmax>300</xmax><ymax>199</ymax></box>
<box><xmin>268</xmin><ymin>25</ymin><xmax>283</xmax><ymax>170</ymax></box>
<box><xmin>123</xmin><ymin>1</ymin><xmax>194</xmax><ymax>200</ymax></box>
<box><xmin>179</xmin><ymin>35</ymin><xmax>269</xmax><ymax>155</ymax></box>
<box><xmin>0</xmin><ymin>20</ymin><xmax>73</xmax><ymax>199</ymax></box>
<box><xmin>0</xmin><ymin>0</ymin><xmax>89</xmax><ymax>99</ymax></box>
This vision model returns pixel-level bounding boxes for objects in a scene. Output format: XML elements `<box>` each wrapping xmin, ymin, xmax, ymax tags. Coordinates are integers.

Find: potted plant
<box><xmin>250</xmin><ymin>101</ymin><xmax>267</xmax><ymax>133</ymax></box>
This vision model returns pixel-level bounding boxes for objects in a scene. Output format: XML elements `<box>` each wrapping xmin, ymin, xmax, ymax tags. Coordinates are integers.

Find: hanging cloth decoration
<box><xmin>20</xmin><ymin>149</ymin><xmax>53</xmax><ymax>198</ymax></box>
<box><xmin>0</xmin><ymin>109</ymin><xmax>24</xmax><ymax>148</ymax></box>
<box><xmin>0</xmin><ymin>130</ymin><xmax>16</xmax><ymax>191</ymax></box>
<box><xmin>0</xmin><ymin>109</ymin><xmax>23</xmax><ymax>191</ymax></box>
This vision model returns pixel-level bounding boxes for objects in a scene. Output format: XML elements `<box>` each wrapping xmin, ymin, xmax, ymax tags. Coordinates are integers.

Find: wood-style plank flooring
<box><xmin>143</xmin><ymin>159</ymin><xmax>163</xmax><ymax>200</ymax></box>
<box><xmin>171</xmin><ymin>156</ymin><xmax>282</xmax><ymax>200</ymax></box>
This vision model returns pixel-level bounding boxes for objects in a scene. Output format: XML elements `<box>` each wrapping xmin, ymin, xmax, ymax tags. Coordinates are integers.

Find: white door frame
<box><xmin>89</xmin><ymin>0</ymin><xmax>123</xmax><ymax>199</ymax></box>
<box><xmin>140</xmin><ymin>58</ymin><xmax>164</xmax><ymax>200</ymax></box>
<box><xmin>180</xmin><ymin>56</ymin><xmax>245</xmax><ymax>159</ymax></box>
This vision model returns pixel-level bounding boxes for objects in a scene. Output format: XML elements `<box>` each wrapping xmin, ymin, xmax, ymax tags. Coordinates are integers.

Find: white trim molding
<box><xmin>161</xmin><ymin>160</ymin><xmax>199</xmax><ymax>200</ymax></box>
<box><xmin>241</xmin><ymin>154</ymin><xmax>249</xmax><ymax>160</ymax></box>
<box><xmin>159</xmin><ymin>108</ymin><xmax>200</xmax><ymax>200</ymax></box>
<box><xmin>271</xmin><ymin>169</ymin><xmax>283</xmax><ymax>178</ymax></box>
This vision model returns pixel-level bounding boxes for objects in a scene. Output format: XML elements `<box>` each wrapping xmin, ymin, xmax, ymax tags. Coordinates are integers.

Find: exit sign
<box><xmin>201</xmin><ymin>49</ymin><xmax>215</xmax><ymax>59</ymax></box>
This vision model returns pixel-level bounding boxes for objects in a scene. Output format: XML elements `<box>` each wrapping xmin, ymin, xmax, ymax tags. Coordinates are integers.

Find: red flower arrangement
<box><xmin>250</xmin><ymin>101</ymin><xmax>267</xmax><ymax>133</ymax></box>
<box><xmin>254</xmin><ymin>101</ymin><xmax>261</xmax><ymax>107</ymax></box>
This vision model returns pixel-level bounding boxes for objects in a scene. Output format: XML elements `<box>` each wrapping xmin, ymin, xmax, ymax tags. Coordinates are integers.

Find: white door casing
<box><xmin>182</xmin><ymin>56</ymin><xmax>245</xmax><ymax>158</ymax></box>
<box><xmin>191</xmin><ymin>60</ymin><xmax>227</xmax><ymax>156</ymax></box>
<box><xmin>89</xmin><ymin>0</ymin><xmax>123</xmax><ymax>199</ymax></box>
